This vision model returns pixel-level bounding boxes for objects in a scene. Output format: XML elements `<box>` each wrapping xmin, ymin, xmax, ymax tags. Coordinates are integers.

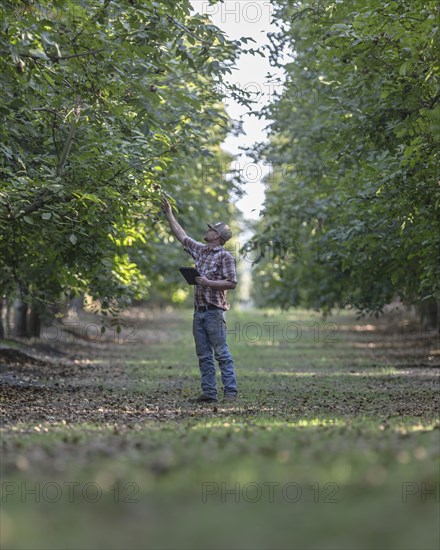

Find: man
<box><xmin>161</xmin><ymin>198</ymin><xmax>238</xmax><ymax>403</ymax></box>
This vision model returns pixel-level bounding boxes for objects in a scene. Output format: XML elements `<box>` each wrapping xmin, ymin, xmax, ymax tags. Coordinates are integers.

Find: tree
<box><xmin>248</xmin><ymin>0</ymin><xmax>440</xmax><ymax>320</ymax></box>
<box><xmin>0</xmin><ymin>0</ymin><xmax>251</xmax><ymax>332</ymax></box>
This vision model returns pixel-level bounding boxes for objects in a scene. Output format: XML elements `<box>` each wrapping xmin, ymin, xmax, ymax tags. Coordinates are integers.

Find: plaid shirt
<box><xmin>183</xmin><ymin>236</ymin><xmax>237</xmax><ymax>310</ymax></box>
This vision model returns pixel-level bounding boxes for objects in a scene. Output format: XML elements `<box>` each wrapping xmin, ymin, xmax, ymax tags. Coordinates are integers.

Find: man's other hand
<box><xmin>195</xmin><ymin>276</ymin><xmax>210</xmax><ymax>287</ymax></box>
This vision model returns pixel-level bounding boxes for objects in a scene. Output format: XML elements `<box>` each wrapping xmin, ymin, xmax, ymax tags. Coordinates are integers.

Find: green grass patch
<box><xmin>1</xmin><ymin>307</ymin><xmax>439</xmax><ymax>549</ymax></box>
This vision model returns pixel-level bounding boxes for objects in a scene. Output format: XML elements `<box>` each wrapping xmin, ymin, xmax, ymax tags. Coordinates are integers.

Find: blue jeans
<box><xmin>193</xmin><ymin>309</ymin><xmax>237</xmax><ymax>399</ymax></box>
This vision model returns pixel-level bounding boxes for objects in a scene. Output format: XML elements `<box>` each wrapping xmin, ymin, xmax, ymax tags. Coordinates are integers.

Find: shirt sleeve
<box><xmin>222</xmin><ymin>252</ymin><xmax>238</xmax><ymax>284</ymax></box>
<box><xmin>182</xmin><ymin>236</ymin><xmax>205</xmax><ymax>261</ymax></box>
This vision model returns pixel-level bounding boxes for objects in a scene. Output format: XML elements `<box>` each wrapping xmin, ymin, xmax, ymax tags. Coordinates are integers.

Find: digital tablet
<box><xmin>178</xmin><ymin>267</ymin><xmax>200</xmax><ymax>285</ymax></box>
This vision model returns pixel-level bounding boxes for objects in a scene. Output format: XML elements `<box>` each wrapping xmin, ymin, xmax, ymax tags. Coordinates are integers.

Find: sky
<box><xmin>190</xmin><ymin>1</ymin><xmax>286</xmax><ymax>221</ymax></box>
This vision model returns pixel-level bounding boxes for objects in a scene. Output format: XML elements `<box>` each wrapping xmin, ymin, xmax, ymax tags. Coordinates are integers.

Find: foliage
<box><xmin>249</xmin><ymin>0</ymin><xmax>440</xmax><ymax>314</ymax></box>
<box><xmin>0</xmin><ymin>0</ymin><xmax>250</xmax><ymax>317</ymax></box>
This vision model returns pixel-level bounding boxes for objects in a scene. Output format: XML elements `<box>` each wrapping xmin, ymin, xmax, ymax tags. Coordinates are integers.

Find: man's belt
<box><xmin>194</xmin><ymin>304</ymin><xmax>223</xmax><ymax>312</ymax></box>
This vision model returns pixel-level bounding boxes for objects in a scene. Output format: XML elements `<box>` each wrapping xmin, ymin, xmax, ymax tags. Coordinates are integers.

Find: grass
<box><xmin>1</xmin><ymin>306</ymin><xmax>439</xmax><ymax>550</ymax></box>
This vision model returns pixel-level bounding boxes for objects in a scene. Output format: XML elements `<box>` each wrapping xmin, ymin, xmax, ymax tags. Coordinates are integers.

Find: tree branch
<box><xmin>165</xmin><ymin>15</ymin><xmax>212</xmax><ymax>47</ymax></box>
<box><xmin>51</xmin><ymin>48</ymin><xmax>106</xmax><ymax>60</ymax></box>
<box><xmin>56</xmin><ymin>96</ymin><xmax>82</xmax><ymax>177</ymax></box>
<box><xmin>23</xmin><ymin>48</ymin><xmax>106</xmax><ymax>62</ymax></box>
<box><xmin>423</xmin><ymin>92</ymin><xmax>440</xmax><ymax>110</ymax></box>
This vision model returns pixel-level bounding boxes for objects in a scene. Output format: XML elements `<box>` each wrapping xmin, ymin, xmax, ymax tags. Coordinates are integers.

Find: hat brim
<box><xmin>206</xmin><ymin>222</ymin><xmax>231</xmax><ymax>242</ymax></box>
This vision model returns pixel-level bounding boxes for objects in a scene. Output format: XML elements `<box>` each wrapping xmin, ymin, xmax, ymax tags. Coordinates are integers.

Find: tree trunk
<box><xmin>28</xmin><ymin>302</ymin><xmax>41</xmax><ymax>339</ymax></box>
<box><xmin>6</xmin><ymin>299</ymin><xmax>12</xmax><ymax>338</ymax></box>
<box><xmin>0</xmin><ymin>297</ymin><xmax>4</xmax><ymax>340</ymax></box>
<box><xmin>417</xmin><ymin>300</ymin><xmax>440</xmax><ymax>332</ymax></box>
<box><xmin>68</xmin><ymin>296</ymin><xmax>82</xmax><ymax>318</ymax></box>
<box><xmin>14</xmin><ymin>298</ymin><xmax>28</xmax><ymax>338</ymax></box>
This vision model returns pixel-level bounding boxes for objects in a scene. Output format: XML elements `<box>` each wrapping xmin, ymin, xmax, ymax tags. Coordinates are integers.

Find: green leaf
<box><xmin>28</xmin><ymin>48</ymin><xmax>49</xmax><ymax>60</ymax></box>
<box><xmin>82</xmin><ymin>193</ymin><xmax>101</xmax><ymax>203</ymax></box>
<box><xmin>399</xmin><ymin>62</ymin><xmax>408</xmax><ymax>76</ymax></box>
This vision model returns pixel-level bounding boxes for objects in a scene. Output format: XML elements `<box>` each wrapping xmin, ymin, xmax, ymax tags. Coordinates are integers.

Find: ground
<box><xmin>1</xmin><ymin>306</ymin><xmax>439</xmax><ymax>550</ymax></box>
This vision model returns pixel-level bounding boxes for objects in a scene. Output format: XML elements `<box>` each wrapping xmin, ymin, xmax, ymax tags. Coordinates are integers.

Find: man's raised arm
<box><xmin>161</xmin><ymin>198</ymin><xmax>187</xmax><ymax>244</ymax></box>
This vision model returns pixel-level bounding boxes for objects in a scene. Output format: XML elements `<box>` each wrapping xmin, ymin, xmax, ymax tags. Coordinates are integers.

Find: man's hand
<box><xmin>161</xmin><ymin>198</ymin><xmax>172</xmax><ymax>217</ymax></box>
<box><xmin>195</xmin><ymin>276</ymin><xmax>211</xmax><ymax>287</ymax></box>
